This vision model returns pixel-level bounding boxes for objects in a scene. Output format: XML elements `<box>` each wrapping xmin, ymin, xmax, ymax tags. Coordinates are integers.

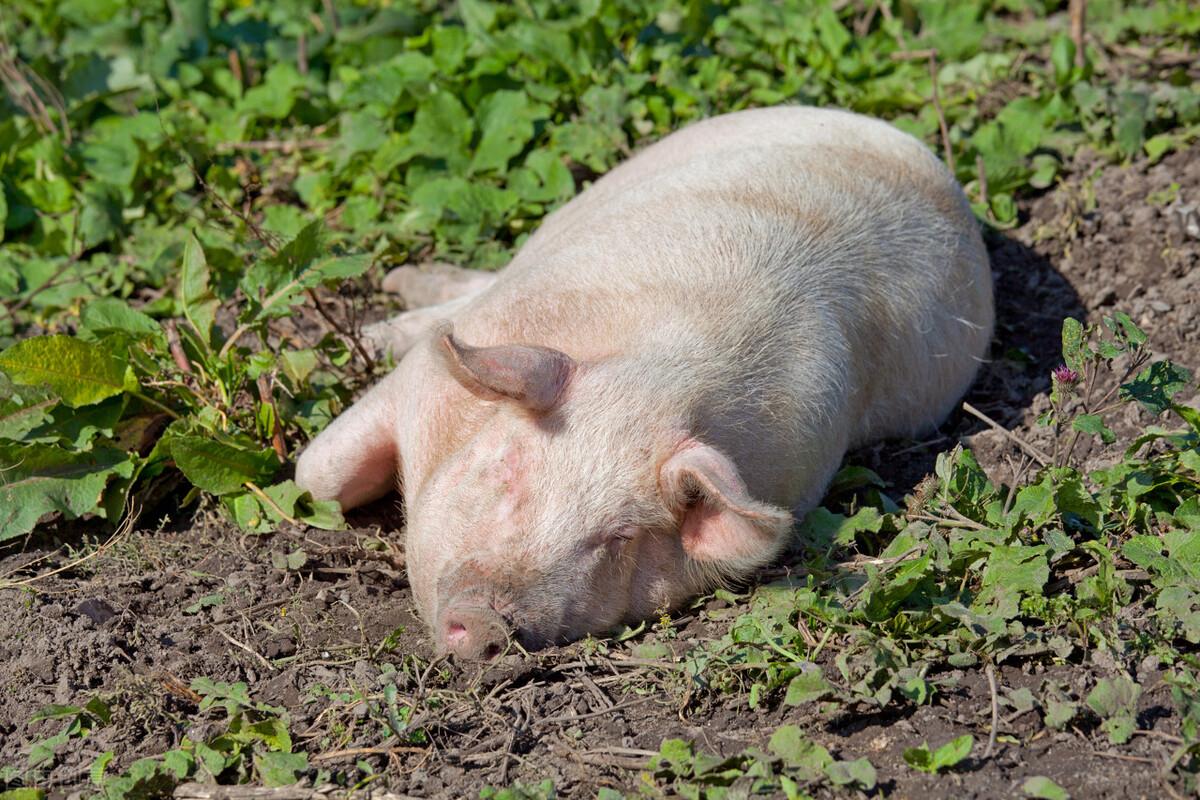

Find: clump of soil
<box><xmin>2</xmin><ymin>148</ymin><xmax>1198</xmax><ymax>798</ymax></box>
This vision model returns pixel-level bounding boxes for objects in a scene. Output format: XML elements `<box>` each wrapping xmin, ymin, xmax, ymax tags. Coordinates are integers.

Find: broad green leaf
<box><xmin>0</xmin><ymin>790</ymin><xmax>47</xmax><ymax>800</ymax></box>
<box><xmin>825</xmin><ymin>758</ymin><xmax>876</xmax><ymax>789</ymax></box>
<box><xmin>471</xmin><ymin>90</ymin><xmax>550</xmax><ymax>174</ymax></box>
<box><xmin>1060</xmin><ymin>317</ymin><xmax>1086</xmax><ymax>373</ymax></box>
<box><xmin>0</xmin><ymin>336</ymin><xmax>136</xmax><ymax>408</ymax></box>
<box><xmin>784</xmin><ymin>669</ymin><xmax>831</xmax><ymax>705</ymax></box>
<box><xmin>0</xmin><ymin>443</ymin><xmax>134</xmax><ymax>540</ymax></box>
<box><xmin>404</xmin><ymin>91</ymin><xmax>473</xmax><ymax>170</ymax></box>
<box><xmin>1086</xmin><ymin>677</ymin><xmax>1141</xmax><ymax>744</ymax></box>
<box><xmin>1114</xmin><ymin>91</ymin><xmax>1150</xmax><ymax>159</ymax></box>
<box><xmin>1050</xmin><ymin>35</ymin><xmax>1076</xmax><ymax>86</ymax></box>
<box><xmin>256</xmin><ymin>751</ymin><xmax>308</xmax><ymax>787</ymax></box>
<box><xmin>1072</xmin><ymin>413</ymin><xmax>1115</xmax><ymax>444</ymax></box>
<box><xmin>1023</xmin><ymin>776</ymin><xmax>1069</xmax><ymax>800</ymax></box>
<box><xmin>25</xmin><ymin>395</ymin><xmax>126</xmax><ymax>450</ymax></box>
<box><xmin>1120</xmin><ymin>361</ymin><xmax>1191</xmax><ymax>416</ymax></box>
<box><xmin>79</xmin><ymin>297</ymin><xmax>163</xmax><ymax>342</ymax></box>
<box><xmin>179</xmin><ymin>233</ymin><xmax>218</xmax><ymax>347</ymax></box>
<box><xmin>768</xmin><ymin>725</ymin><xmax>831</xmax><ymax>779</ymax></box>
<box><xmin>168</xmin><ymin>435</ymin><xmax>278</xmax><ymax>496</ymax></box>
<box><xmin>932</xmin><ymin>734</ymin><xmax>974</xmax><ymax>770</ymax></box>
<box><xmin>0</xmin><ymin>375</ymin><xmax>56</xmax><ymax>440</ymax></box>
<box><xmin>1043</xmin><ymin>696</ymin><xmax>1077</xmax><ymax>729</ymax></box>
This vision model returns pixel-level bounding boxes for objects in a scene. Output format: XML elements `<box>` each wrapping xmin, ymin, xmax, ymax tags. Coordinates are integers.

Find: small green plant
<box><xmin>26</xmin><ymin>698</ymin><xmax>112</xmax><ymax>769</ymax></box>
<box><xmin>83</xmin><ymin>679</ymin><xmax>308</xmax><ymax>798</ymax></box>
<box><xmin>903</xmin><ymin>734</ymin><xmax>974</xmax><ymax>774</ymax></box>
<box><xmin>641</xmin><ymin>727</ymin><xmax>875</xmax><ymax>799</ymax></box>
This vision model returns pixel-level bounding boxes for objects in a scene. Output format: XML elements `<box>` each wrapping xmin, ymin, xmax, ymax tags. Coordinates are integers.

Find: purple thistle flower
<box><xmin>1052</xmin><ymin>364</ymin><xmax>1079</xmax><ymax>385</ymax></box>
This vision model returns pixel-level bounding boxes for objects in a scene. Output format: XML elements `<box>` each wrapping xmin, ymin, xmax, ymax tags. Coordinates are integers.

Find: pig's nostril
<box><xmin>445</xmin><ymin>622</ymin><xmax>468</xmax><ymax>644</ymax></box>
<box><xmin>441</xmin><ymin>608</ymin><xmax>510</xmax><ymax>661</ymax></box>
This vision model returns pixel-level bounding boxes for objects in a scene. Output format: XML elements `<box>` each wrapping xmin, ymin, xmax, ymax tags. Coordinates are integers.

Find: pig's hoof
<box><xmin>440</xmin><ymin>607</ymin><xmax>510</xmax><ymax>661</ymax></box>
<box><xmin>362</xmin><ymin>319</ymin><xmax>416</xmax><ymax>360</ymax></box>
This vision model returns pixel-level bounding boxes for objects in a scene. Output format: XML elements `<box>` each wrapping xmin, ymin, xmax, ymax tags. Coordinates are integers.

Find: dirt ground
<box><xmin>2</xmin><ymin>145</ymin><xmax>1198</xmax><ymax>799</ymax></box>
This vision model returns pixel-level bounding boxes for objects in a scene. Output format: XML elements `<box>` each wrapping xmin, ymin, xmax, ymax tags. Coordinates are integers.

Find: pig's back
<box><xmin>460</xmin><ymin>106</ymin><xmax>993</xmax><ymax>450</ymax></box>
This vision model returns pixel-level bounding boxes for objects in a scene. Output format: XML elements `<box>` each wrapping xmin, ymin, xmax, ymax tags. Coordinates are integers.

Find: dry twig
<box><xmin>962</xmin><ymin>401</ymin><xmax>1051</xmax><ymax>466</ymax></box>
<box><xmin>983</xmin><ymin>663</ymin><xmax>1000</xmax><ymax>758</ymax></box>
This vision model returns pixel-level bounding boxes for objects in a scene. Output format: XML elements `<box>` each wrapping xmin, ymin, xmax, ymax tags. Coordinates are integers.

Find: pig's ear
<box><xmin>439</xmin><ymin>330</ymin><xmax>575</xmax><ymax>413</ymax></box>
<box><xmin>661</xmin><ymin>443</ymin><xmax>793</xmax><ymax>567</ymax></box>
<box><xmin>295</xmin><ymin>370</ymin><xmax>402</xmax><ymax>510</ymax></box>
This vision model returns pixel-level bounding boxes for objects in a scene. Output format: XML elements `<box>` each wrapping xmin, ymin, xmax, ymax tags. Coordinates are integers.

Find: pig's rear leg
<box><xmin>381</xmin><ymin>263</ymin><xmax>497</xmax><ymax>309</ymax></box>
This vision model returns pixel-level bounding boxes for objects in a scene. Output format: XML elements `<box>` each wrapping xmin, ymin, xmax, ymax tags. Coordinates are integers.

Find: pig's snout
<box><xmin>439</xmin><ymin>604</ymin><xmax>511</xmax><ymax>661</ymax></box>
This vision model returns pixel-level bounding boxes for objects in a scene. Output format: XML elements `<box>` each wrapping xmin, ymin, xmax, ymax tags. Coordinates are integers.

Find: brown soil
<box><xmin>2</xmin><ymin>146</ymin><xmax>1198</xmax><ymax>799</ymax></box>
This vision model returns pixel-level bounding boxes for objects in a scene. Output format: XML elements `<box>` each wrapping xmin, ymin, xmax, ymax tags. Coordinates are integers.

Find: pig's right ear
<box><xmin>660</xmin><ymin>442</ymin><xmax>793</xmax><ymax>569</ymax></box>
<box><xmin>295</xmin><ymin>370</ymin><xmax>402</xmax><ymax>510</ymax></box>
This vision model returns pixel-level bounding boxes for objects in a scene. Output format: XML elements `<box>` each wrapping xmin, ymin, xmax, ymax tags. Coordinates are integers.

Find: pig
<box><xmin>295</xmin><ymin>106</ymin><xmax>993</xmax><ymax>660</ymax></box>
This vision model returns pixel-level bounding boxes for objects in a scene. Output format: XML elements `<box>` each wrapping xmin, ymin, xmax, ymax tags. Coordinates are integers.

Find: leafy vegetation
<box><xmin>17</xmin><ymin>680</ymin><xmax>307</xmax><ymax>798</ymax></box>
<box><xmin>2</xmin><ymin>0</ymin><xmax>1199</xmax><ymax>797</ymax></box>
<box><xmin>2</xmin><ymin>0</ymin><xmax>1199</xmax><ymax>538</ymax></box>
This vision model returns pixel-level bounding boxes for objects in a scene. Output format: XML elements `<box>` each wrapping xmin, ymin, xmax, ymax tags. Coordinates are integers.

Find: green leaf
<box><xmin>933</xmin><ymin>734</ymin><xmax>973</xmax><ymax>770</ymax></box>
<box><xmin>0</xmin><ymin>336</ymin><xmax>136</xmax><ymax>407</ymax></box>
<box><xmin>799</xmin><ymin>506</ymin><xmax>883</xmax><ymax>550</ymax></box>
<box><xmin>0</xmin><ymin>443</ymin><xmax>133</xmax><ymax>539</ymax></box>
<box><xmin>169</xmin><ymin>435</ymin><xmax>278</xmax><ymax>495</ymax></box>
<box><xmin>471</xmin><ymin>90</ymin><xmax>550</xmax><ymax>174</ymax></box>
<box><xmin>1060</xmin><ymin>317</ymin><xmax>1087</xmax><ymax>374</ymax></box>
<box><xmin>239</xmin><ymin>222</ymin><xmax>371</xmax><ymax>323</ymax></box>
<box><xmin>784</xmin><ymin>669</ymin><xmax>831</xmax><ymax>706</ymax></box>
<box><xmin>825</xmin><ymin>758</ymin><xmax>876</xmax><ymax>789</ymax></box>
<box><xmin>1023</xmin><ymin>776</ymin><xmax>1069</xmax><ymax>800</ymax></box>
<box><xmin>0</xmin><ymin>790</ymin><xmax>47</xmax><ymax>800</ymax></box>
<box><xmin>768</xmin><ymin>725</ymin><xmax>831</xmax><ymax>780</ymax></box>
<box><xmin>91</xmin><ymin>750</ymin><xmax>114</xmax><ymax>786</ymax></box>
<box><xmin>904</xmin><ymin>735</ymin><xmax>973</xmax><ymax>773</ymax></box>
<box><xmin>255</xmin><ymin>751</ymin><xmax>308</xmax><ymax>787</ymax></box>
<box><xmin>79</xmin><ymin>297</ymin><xmax>164</xmax><ymax>342</ymax></box>
<box><xmin>1043</xmin><ymin>696</ymin><xmax>1078</xmax><ymax>729</ymax></box>
<box><xmin>1050</xmin><ymin>35</ymin><xmax>1076</xmax><ymax>86</ymax></box>
<box><xmin>1120</xmin><ymin>361</ymin><xmax>1192</xmax><ymax>416</ymax></box>
<box><xmin>179</xmin><ymin>233</ymin><xmax>218</xmax><ymax>347</ymax></box>
<box><xmin>1114</xmin><ymin>91</ymin><xmax>1150</xmax><ymax>159</ymax></box>
<box><xmin>0</xmin><ymin>375</ymin><xmax>56</xmax><ymax>440</ymax></box>
<box><xmin>1086</xmin><ymin>677</ymin><xmax>1142</xmax><ymax>744</ymax></box>
<box><xmin>404</xmin><ymin>91</ymin><xmax>473</xmax><ymax>170</ymax></box>
<box><xmin>1072</xmin><ymin>413</ymin><xmax>1115</xmax><ymax>444</ymax></box>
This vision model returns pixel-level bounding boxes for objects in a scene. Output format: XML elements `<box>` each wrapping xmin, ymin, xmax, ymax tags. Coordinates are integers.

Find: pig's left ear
<box><xmin>439</xmin><ymin>330</ymin><xmax>575</xmax><ymax>413</ymax></box>
<box><xmin>660</xmin><ymin>443</ymin><xmax>793</xmax><ymax>567</ymax></box>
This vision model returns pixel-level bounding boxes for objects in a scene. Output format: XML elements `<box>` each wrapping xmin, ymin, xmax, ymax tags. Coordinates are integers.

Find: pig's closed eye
<box><xmin>600</xmin><ymin>528</ymin><xmax>636</xmax><ymax>556</ymax></box>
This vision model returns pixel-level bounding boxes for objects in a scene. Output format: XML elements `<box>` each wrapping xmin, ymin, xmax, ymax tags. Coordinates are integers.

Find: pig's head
<box><xmin>406</xmin><ymin>330</ymin><xmax>797</xmax><ymax>660</ymax></box>
<box><xmin>296</xmin><ymin>328</ymin><xmax>794</xmax><ymax>660</ymax></box>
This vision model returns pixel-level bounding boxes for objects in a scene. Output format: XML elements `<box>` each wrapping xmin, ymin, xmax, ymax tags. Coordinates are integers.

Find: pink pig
<box><xmin>296</xmin><ymin>107</ymin><xmax>993</xmax><ymax>660</ymax></box>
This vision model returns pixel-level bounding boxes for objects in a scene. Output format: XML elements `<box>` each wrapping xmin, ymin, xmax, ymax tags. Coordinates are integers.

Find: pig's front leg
<box><xmin>365</xmin><ymin>264</ymin><xmax>497</xmax><ymax>359</ymax></box>
<box><xmin>381</xmin><ymin>263</ymin><xmax>496</xmax><ymax>309</ymax></box>
<box><xmin>364</xmin><ymin>294</ymin><xmax>477</xmax><ymax>359</ymax></box>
